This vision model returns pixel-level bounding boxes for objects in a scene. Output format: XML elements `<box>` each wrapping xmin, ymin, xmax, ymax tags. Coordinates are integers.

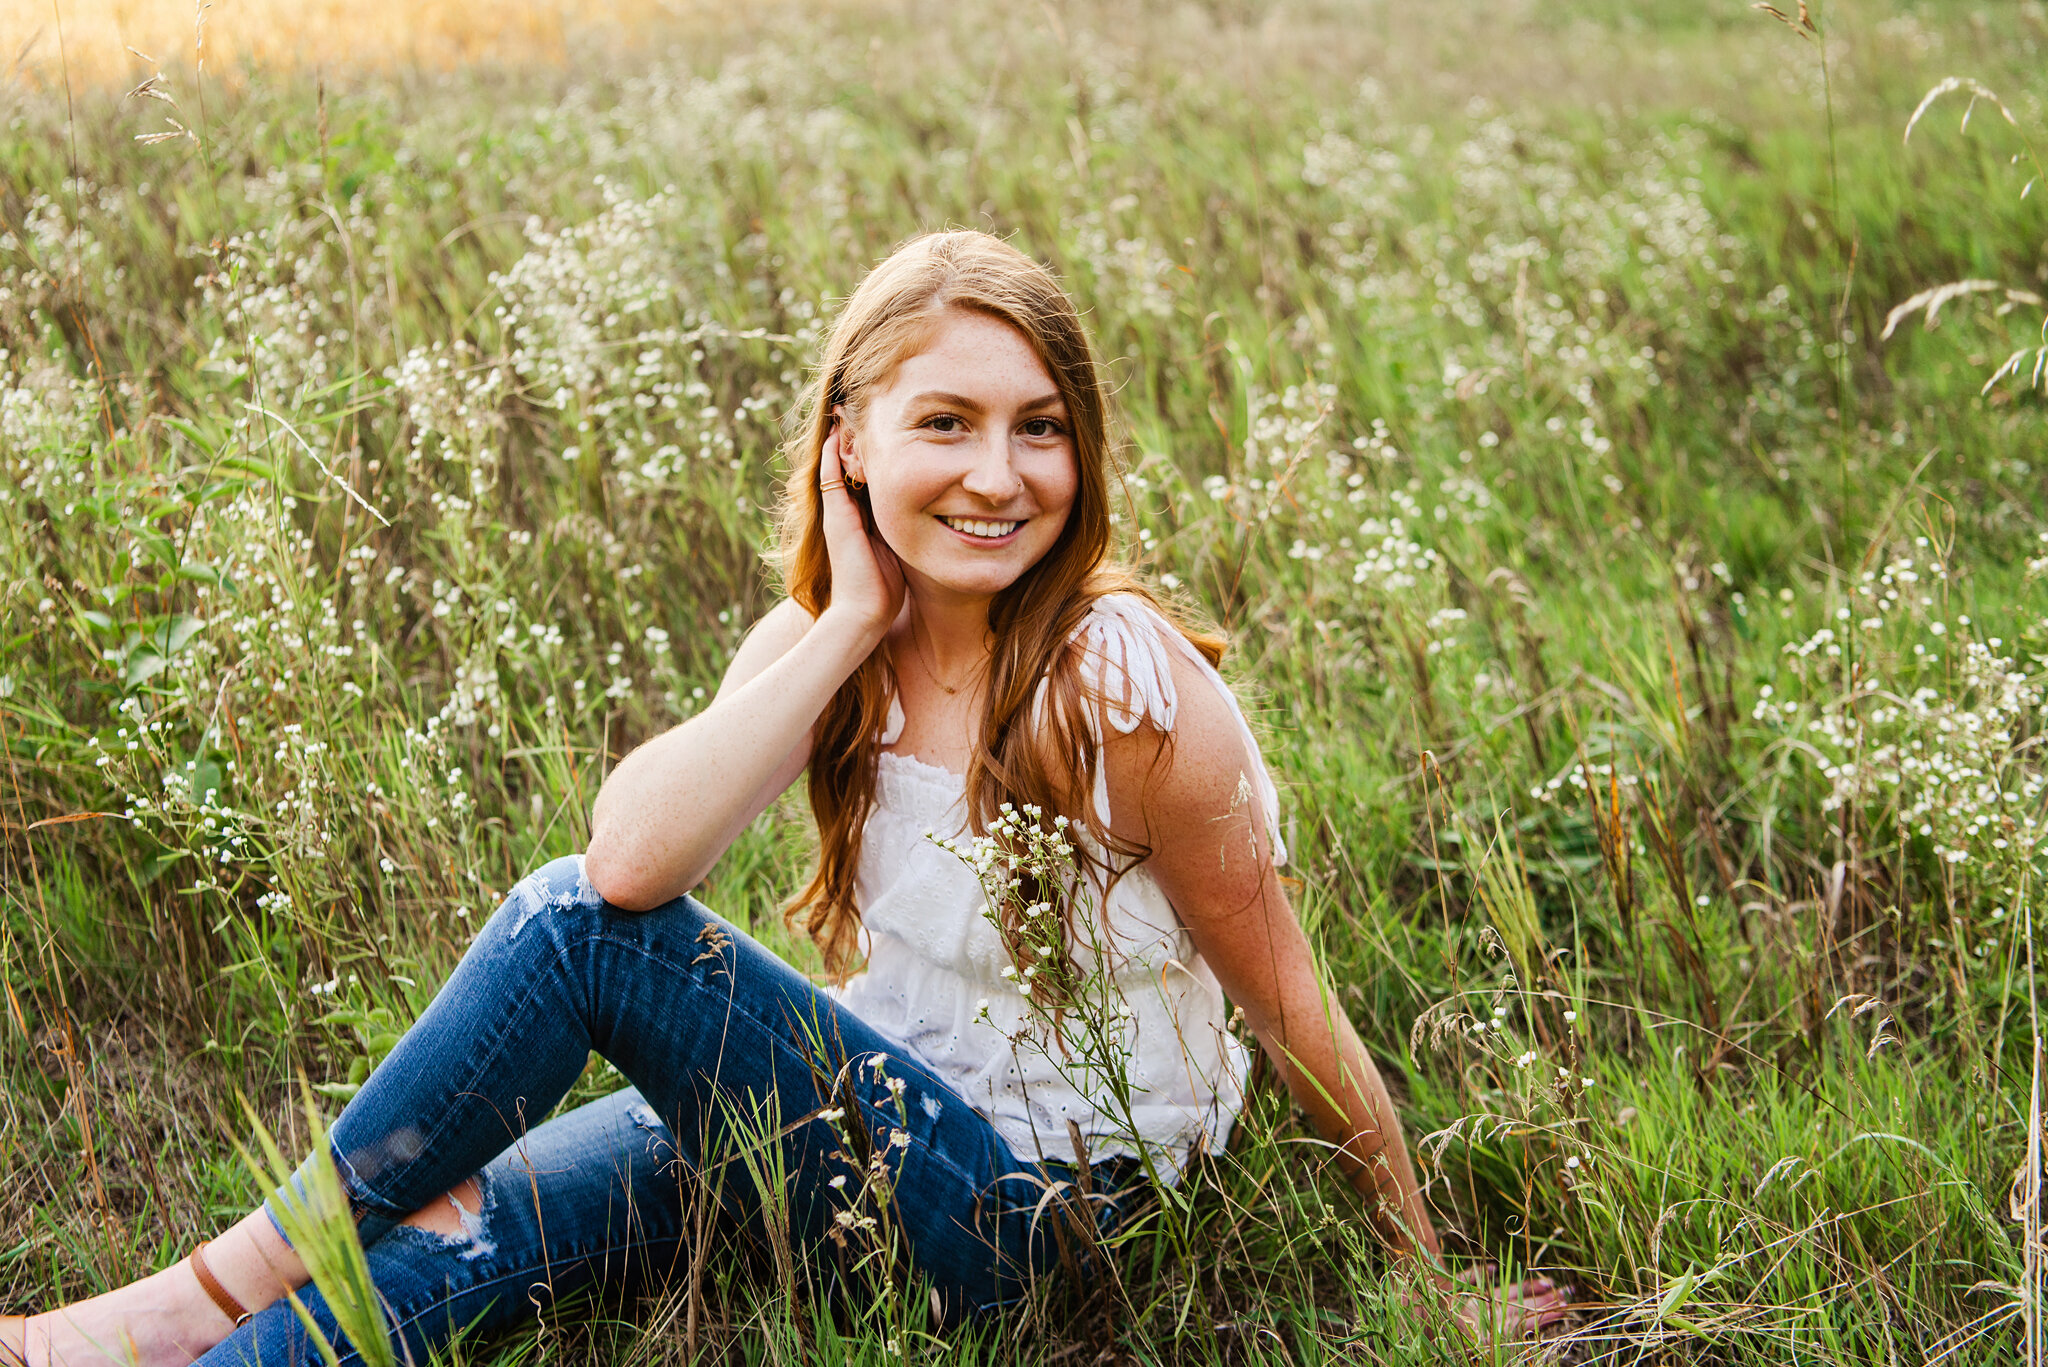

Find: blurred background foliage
<box><xmin>2</xmin><ymin>0</ymin><xmax>2047</xmax><ymax>1360</ymax></box>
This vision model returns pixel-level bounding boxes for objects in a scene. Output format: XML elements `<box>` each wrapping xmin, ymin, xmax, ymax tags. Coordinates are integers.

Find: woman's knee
<box><xmin>481</xmin><ymin>855</ymin><xmax>722</xmax><ymax>972</ymax></box>
<box><xmin>485</xmin><ymin>855</ymin><xmax>611</xmax><ymax>941</ymax></box>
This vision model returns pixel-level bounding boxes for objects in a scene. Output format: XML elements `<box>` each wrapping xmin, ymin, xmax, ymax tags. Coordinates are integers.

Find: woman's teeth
<box><xmin>939</xmin><ymin>516</ymin><xmax>1022</xmax><ymax>539</ymax></box>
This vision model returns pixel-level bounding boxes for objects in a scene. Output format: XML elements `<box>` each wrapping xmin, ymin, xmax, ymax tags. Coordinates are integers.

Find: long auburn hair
<box><xmin>775</xmin><ymin>230</ymin><xmax>1226</xmax><ymax>980</ymax></box>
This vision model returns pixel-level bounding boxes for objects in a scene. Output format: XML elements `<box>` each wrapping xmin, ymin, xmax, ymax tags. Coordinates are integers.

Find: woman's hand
<box><xmin>818</xmin><ymin>416</ymin><xmax>905</xmax><ymax>646</ymax></box>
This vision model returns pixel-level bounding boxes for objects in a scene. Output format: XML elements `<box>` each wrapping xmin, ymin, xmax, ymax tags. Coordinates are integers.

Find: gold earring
<box><xmin>845</xmin><ymin>473</ymin><xmax>866</xmax><ymax>492</ymax></box>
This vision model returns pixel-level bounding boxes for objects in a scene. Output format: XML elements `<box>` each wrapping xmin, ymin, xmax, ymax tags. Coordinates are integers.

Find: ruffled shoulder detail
<box><xmin>1060</xmin><ymin>594</ymin><xmax>1288</xmax><ymax>866</ymax></box>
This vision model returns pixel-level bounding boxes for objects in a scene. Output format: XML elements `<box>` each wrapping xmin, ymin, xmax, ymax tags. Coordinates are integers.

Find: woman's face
<box><xmin>844</xmin><ymin>308</ymin><xmax>1079</xmax><ymax>611</ymax></box>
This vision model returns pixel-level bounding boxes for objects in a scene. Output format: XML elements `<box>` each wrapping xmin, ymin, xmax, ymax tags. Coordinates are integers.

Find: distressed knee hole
<box><xmin>503</xmin><ymin>855</ymin><xmax>602</xmax><ymax>939</ymax></box>
<box><xmin>399</xmin><ymin>1176</ymin><xmax>495</xmax><ymax>1260</ymax></box>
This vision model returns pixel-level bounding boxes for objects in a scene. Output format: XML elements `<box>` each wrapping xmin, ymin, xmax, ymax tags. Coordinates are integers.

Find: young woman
<box><xmin>3</xmin><ymin>232</ymin><xmax>1565</xmax><ymax>1366</ymax></box>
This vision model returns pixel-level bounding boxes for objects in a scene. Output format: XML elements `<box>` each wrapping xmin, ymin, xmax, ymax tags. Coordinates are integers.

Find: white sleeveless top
<box><xmin>826</xmin><ymin>594</ymin><xmax>1289</xmax><ymax>1180</ymax></box>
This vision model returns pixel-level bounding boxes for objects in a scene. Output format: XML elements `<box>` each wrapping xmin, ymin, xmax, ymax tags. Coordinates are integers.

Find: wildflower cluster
<box><xmin>817</xmin><ymin>1054</ymin><xmax>916</xmax><ymax>1256</ymax></box>
<box><xmin>930</xmin><ymin>804</ymin><xmax>1156</xmax><ymax>1182</ymax></box>
<box><xmin>1755</xmin><ymin>569</ymin><xmax>2048</xmax><ymax>953</ymax></box>
<box><xmin>930</xmin><ymin>802</ymin><xmax>1089</xmax><ymax>1013</ymax></box>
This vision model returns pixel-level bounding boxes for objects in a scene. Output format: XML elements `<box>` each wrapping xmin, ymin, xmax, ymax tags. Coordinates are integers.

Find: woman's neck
<box><xmin>900</xmin><ymin>580</ymin><xmax>996</xmax><ymax>683</ymax></box>
<box><xmin>906</xmin><ymin>604</ymin><xmax>990</xmax><ymax>689</ymax></box>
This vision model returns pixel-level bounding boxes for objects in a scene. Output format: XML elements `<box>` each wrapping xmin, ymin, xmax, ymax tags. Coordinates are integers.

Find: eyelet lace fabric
<box><xmin>827</xmin><ymin>595</ymin><xmax>1286</xmax><ymax>1180</ymax></box>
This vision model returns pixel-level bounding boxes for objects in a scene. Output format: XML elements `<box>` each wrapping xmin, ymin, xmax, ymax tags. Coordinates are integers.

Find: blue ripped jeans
<box><xmin>198</xmin><ymin>856</ymin><xmax>1139</xmax><ymax>1367</ymax></box>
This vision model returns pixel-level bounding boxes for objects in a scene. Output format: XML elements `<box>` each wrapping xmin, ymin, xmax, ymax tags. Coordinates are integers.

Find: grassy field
<box><xmin>3</xmin><ymin>0</ymin><xmax>2047</xmax><ymax>1361</ymax></box>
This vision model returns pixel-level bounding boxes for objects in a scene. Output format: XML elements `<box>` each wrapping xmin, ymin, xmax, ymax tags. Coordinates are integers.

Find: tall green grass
<box><xmin>3</xmin><ymin>0</ymin><xmax>2046</xmax><ymax>1360</ymax></box>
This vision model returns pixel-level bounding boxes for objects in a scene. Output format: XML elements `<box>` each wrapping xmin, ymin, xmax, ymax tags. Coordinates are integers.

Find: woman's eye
<box><xmin>1022</xmin><ymin>418</ymin><xmax>1065</xmax><ymax>438</ymax></box>
<box><xmin>925</xmin><ymin>415</ymin><xmax>964</xmax><ymax>433</ymax></box>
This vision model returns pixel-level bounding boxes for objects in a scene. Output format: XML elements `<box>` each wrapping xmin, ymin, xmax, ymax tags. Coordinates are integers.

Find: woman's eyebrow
<box><xmin>904</xmin><ymin>390</ymin><xmax>1067</xmax><ymax>414</ymax></box>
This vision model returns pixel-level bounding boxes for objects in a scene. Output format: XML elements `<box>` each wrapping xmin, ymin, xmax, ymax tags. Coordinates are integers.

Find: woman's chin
<box><xmin>893</xmin><ymin>540</ymin><xmax>1058</xmax><ymax>602</ymax></box>
<box><xmin>904</xmin><ymin>558</ymin><xmax>1036</xmax><ymax>603</ymax></box>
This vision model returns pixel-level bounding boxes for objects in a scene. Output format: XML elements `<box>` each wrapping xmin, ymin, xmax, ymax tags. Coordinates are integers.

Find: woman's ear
<box><xmin>835</xmin><ymin>408</ymin><xmax>867</xmax><ymax>486</ymax></box>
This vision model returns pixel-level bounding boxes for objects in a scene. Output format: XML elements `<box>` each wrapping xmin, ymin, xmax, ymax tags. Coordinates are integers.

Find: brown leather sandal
<box><xmin>187</xmin><ymin>1243</ymin><xmax>253</xmax><ymax>1328</ymax></box>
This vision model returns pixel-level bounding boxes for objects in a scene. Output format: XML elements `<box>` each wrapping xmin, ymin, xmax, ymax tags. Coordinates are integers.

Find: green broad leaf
<box><xmin>79</xmin><ymin>610</ymin><xmax>115</xmax><ymax>633</ymax></box>
<box><xmin>312</xmin><ymin>1081</ymin><xmax>363</xmax><ymax>1101</ymax></box>
<box><xmin>137</xmin><ymin>533</ymin><xmax>179</xmax><ymax>569</ymax></box>
<box><xmin>124</xmin><ymin>651</ymin><xmax>170</xmax><ymax>688</ymax></box>
<box><xmin>139</xmin><ymin>850</ymin><xmax>188</xmax><ymax>885</ymax></box>
<box><xmin>176</xmin><ymin>562</ymin><xmax>222</xmax><ymax>585</ymax></box>
<box><xmin>187</xmin><ymin>756</ymin><xmax>226</xmax><ymax>800</ymax></box>
<box><xmin>1655</xmin><ymin>1266</ymin><xmax>1697</xmax><ymax>1322</ymax></box>
<box><xmin>166</xmin><ymin>615</ymin><xmax>205</xmax><ymax>654</ymax></box>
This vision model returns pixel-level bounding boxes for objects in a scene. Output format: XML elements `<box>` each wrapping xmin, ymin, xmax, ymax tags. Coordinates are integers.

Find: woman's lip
<box><xmin>936</xmin><ymin>515</ymin><xmax>1027</xmax><ymax>547</ymax></box>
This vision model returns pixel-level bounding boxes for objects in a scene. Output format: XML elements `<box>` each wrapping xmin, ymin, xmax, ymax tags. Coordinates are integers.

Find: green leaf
<box><xmin>1655</xmin><ymin>1266</ymin><xmax>1697</xmax><ymax>1322</ymax></box>
<box><xmin>160</xmin><ymin>415</ymin><xmax>221</xmax><ymax>456</ymax></box>
<box><xmin>221</xmin><ymin>455</ymin><xmax>281</xmax><ymax>481</ymax></box>
<box><xmin>139</xmin><ymin>850</ymin><xmax>188</xmax><ymax>885</ymax></box>
<box><xmin>137</xmin><ymin>533</ymin><xmax>179</xmax><ymax>569</ymax></box>
<box><xmin>124</xmin><ymin>651</ymin><xmax>169</xmax><ymax>688</ymax></box>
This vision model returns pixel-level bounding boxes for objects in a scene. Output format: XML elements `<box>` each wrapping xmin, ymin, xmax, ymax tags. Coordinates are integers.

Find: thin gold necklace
<box><xmin>908</xmin><ymin>619</ymin><xmax>983</xmax><ymax>696</ymax></box>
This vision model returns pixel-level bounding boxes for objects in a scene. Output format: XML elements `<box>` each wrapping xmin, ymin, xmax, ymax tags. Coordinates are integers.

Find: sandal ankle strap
<box><xmin>188</xmin><ymin>1242</ymin><xmax>254</xmax><ymax>1327</ymax></box>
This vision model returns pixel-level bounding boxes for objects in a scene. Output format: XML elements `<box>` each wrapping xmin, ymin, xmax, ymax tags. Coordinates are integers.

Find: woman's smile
<box><xmin>935</xmin><ymin>515</ymin><xmax>1025</xmax><ymax>544</ymax></box>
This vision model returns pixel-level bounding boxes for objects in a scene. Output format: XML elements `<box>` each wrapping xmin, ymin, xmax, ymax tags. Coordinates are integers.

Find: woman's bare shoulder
<box><xmin>1097</xmin><ymin>635</ymin><xmax>1269</xmax><ymax>846</ymax></box>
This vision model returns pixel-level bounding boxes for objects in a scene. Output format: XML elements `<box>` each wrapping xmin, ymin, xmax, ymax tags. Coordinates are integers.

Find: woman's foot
<box><xmin>1449</xmin><ymin>1266</ymin><xmax>1573</xmax><ymax>1342</ymax></box>
<box><xmin>3</xmin><ymin>1315</ymin><xmax>30</xmax><ymax>1367</ymax></box>
<box><xmin>9</xmin><ymin>1257</ymin><xmax>244</xmax><ymax>1367</ymax></box>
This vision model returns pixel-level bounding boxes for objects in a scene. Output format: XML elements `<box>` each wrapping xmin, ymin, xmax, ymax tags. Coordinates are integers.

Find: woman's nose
<box><xmin>958</xmin><ymin>434</ymin><xmax>1024</xmax><ymax>502</ymax></box>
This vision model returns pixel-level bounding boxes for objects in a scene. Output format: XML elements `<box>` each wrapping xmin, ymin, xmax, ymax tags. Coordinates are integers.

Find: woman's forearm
<box><xmin>584</xmin><ymin>606</ymin><xmax>880</xmax><ymax>908</ymax></box>
<box><xmin>1268</xmin><ymin>1008</ymin><xmax>1444</xmax><ymax>1268</ymax></box>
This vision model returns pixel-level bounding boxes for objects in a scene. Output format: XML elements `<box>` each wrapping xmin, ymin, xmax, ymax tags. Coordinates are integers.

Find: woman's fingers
<box><xmin>813</xmin><ymin>419</ymin><xmax>902</xmax><ymax>639</ymax></box>
<box><xmin>819</xmin><ymin>420</ymin><xmax>846</xmax><ymax>484</ymax></box>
